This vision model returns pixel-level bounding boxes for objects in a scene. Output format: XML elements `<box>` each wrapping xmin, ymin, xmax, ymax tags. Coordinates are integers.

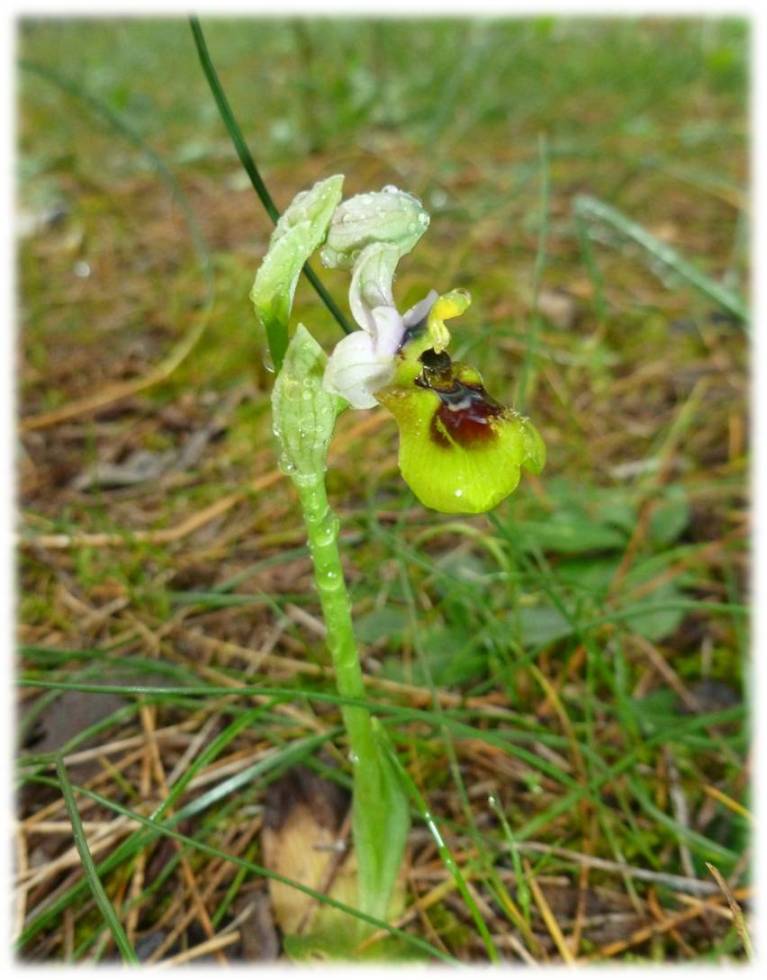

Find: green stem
<box><xmin>294</xmin><ymin>475</ymin><xmax>371</xmax><ymax>742</ymax></box>
<box><xmin>293</xmin><ymin>474</ymin><xmax>404</xmax><ymax>929</ymax></box>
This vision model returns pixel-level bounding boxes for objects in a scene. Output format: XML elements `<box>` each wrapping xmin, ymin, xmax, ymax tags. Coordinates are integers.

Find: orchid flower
<box><xmin>252</xmin><ymin>176</ymin><xmax>545</xmax><ymax>515</ymax></box>
<box><xmin>376</xmin><ymin>312</ymin><xmax>546</xmax><ymax>514</ymax></box>
<box><xmin>320</xmin><ymin>185</ymin><xmax>545</xmax><ymax>513</ymax></box>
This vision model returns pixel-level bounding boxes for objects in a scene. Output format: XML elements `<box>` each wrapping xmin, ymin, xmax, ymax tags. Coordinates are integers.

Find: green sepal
<box><xmin>251</xmin><ymin>175</ymin><xmax>344</xmax><ymax>371</ymax></box>
<box><xmin>320</xmin><ymin>186</ymin><xmax>429</xmax><ymax>270</ymax></box>
<box><xmin>271</xmin><ymin>323</ymin><xmax>346</xmax><ymax>480</ymax></box>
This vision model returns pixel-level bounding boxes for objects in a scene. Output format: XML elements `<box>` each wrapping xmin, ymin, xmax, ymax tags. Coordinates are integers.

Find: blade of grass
<box><xmin>55</xmin><ymin>756</ymin><xmax>139</xmax><ymax>965</ymax></box>
<box><xmin>488</xmin><ymin>795</ymin><xmax>531</xmax><ymax>923</ymax></box>
<box><xmin>574</xmin><ymin>207</ymin><xmax>607</xmax><ymax>323</ymax></box>
<box><xmin>705</xmin><ymin>862</ymin><xmax>753</xmax><ymax>959</ymax></box>
<box><xmin>210</xmin><ymin>838</ymin><xmax>260</xmax><ymax>929</ymax></box>
<box><xmin>573</xmin><ymin>194</ymin><xmax>748</xmax><ymax>324</ymax></box>
<box><xmin>628</xmin><ymin>777</ymin><xmax>739</xmax><ymax>865</ymax></box>
<box><xmin>381</xmin><ymin>738</ymin><xmax>500</xmax><ymax>963</ymax></box>
<box><xmin>188</xmin><ymin>15</ymin><xmax>353</xmax><ymax>336</ymax></box>
<box><xmin>516</xmin><ymin>132</ymin><xmax>550</xmax><ymax>412</ymax></box>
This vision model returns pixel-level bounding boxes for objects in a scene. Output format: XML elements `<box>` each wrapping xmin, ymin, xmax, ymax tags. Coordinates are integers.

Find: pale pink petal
<box><xmin>402</xmin><ymin>289</ymin><xmax>439</xmax><ymax>328</ymax></box>
<box><xmin>370</xmin><ymin>306</ymin><xmax>406</xmax><ymax>360</ymax></box>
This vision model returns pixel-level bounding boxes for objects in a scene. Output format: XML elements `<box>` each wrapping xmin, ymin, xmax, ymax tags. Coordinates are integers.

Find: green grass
<box><xmin>17</xmin><ymin>14</ymin><xmax>749</xmax><ymax>965</ymax></box>
<box><xmin>56</xmin><ymin>755</ymin><xmax>140</xmax><ymax>964</ymax></box>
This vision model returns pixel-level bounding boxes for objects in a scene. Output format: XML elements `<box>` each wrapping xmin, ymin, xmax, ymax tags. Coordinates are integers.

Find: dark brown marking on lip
<box><xmin>414</xmin><ymin>348</ymin><xmax>503</xmax><ymax>448</ymax></box>
<box><xmin>429</xmin><ymin>381</ymin><xmax>503</xmax><ymax>448</ymax></box>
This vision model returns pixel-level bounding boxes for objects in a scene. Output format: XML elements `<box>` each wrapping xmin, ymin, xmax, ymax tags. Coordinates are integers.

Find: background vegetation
<box><xmin>17</xmin><ymin>16</ymin><xmax>749</xmax><ymax>964</ymax></box>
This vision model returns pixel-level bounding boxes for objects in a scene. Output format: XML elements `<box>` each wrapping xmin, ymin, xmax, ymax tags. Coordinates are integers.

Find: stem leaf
<box><xmin>353</xmin><ymin>719</ymin><xmax>411</xmax><ymax>924</ymax></box>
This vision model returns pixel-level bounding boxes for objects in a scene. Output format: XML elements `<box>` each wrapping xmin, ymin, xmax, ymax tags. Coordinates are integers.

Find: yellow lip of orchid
<box><xmin>378</xmin><ymin>350</ymin><xmax>546</xmax><ymax>514</ymax></box>
<box><xmin>378</xmin><ymin>321</ymin><xmax>546</xmax><ymax>514</ymax></box>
